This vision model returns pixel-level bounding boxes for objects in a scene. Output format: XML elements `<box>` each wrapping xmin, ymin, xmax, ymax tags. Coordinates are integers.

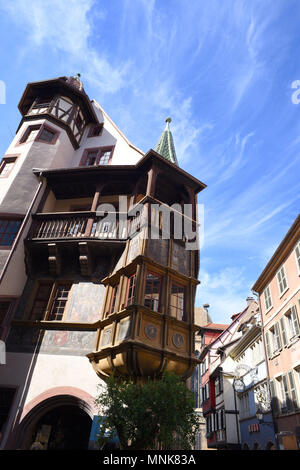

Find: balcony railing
<box><xmin>29</xmin><ymin>212</ymin><xmax>135</xmax><ymax>241</ymax></box>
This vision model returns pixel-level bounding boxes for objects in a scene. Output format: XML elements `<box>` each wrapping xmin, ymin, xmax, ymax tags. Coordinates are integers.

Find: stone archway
<box><xmin>14</xmin><ymin>389</ymin><xmax>95</xmax><ymax>450</ymax></box>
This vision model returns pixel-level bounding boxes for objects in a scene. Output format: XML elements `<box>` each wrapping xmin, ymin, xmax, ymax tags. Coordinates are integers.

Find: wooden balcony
<box><xmin>29</xmin><ymin>211</ymin><xmax>133</xmax><ymax>241</ymax></box>
<box><xmin>24</xmin><ymin>211</ymin><xmax>141</xmax><ymax>277</ymax></box>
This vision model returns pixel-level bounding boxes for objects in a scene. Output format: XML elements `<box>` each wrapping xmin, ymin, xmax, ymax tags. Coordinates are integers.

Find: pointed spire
<box><xmin>155</xmin><ymin>117</ymin><xmax>179</xmax><ymax>166</ymax></box>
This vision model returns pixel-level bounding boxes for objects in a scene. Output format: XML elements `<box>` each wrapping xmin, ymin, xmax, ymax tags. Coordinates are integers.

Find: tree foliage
<box><xmin>95</xmin><ymin>372</ymin><xmax>201</xmax><ymax>450</ymax></box>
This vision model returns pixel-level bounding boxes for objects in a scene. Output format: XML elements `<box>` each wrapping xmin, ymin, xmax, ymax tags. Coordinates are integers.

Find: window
<box><xmin>169</xmin><ymin>282</ymin><xmax>185</xmax><ymax>320</ymax></box>
<box><xmin>38</xmin><ymin>127</ymin><xmax>57</xmax><ymax>143</ymax></box>
<box><xmin>263</xmin><ymin>285</ymin><xmax>273</xmax><ymax>312</ymax></box>
<box><xmin>80</xmin><ymin>147</ymin><xmax>114</xmax><ymax>167</ymax></box>
<box><xmin>0</xmin><ymin>219</ymin><xmax>22</xmax><ymax>247</ymax></box>
<box><xmin>240</xmin><ymin>392</ymin><xmax>250</xmax><ymax>419</ymax></box>
<box><xmin>48</xmin><ymin>283</ymin><xmax>71</xmax><ymax>321</ymax></box>
<box><xmin>19</xmin><ymin>125</ymin><xmax>41</xmax><ymax>143</ymax></box>
<box><xmin>30</xmin><ymin>282</ymin><xmax>72</xmax><ymax>321</ymax></box>
<box><xmin>215</xmin><ymin>375</ymin><xmax>223</xmax><ymax>396</ymax></box>
<box><xmin>30</xmin><ymin>282</ymin><xmax>53</xmax><ymax>320</ymax></box>
<box><xmin>32</xmin><ymin>96</ymin><xmax>53</xmax><ymax>109</ymax></box>
<box><xmin>269</xmin><ymin>322</ymin><xmax>282</xmax><ymax>355</ymax></box>
<box><xmin>88</xmin><ymin>124</ymin><xmax>103</xmax><ymax>137</ymax></box>
<box><xmin>144</xmin><ymin>271</ymin><xmax>162</xmax><ymax>312</ymax></box>
<box><xmin>0</xmin><ymin>156</ymin><xmax>17</xmax><ymax>177</ymax></box>
<box><xmin>125</xmin><ymin>273</ymin><xmax>136</xmax><ymax>307</ymax></box>
<box><xmin>109</xmin><ymin>284</ymin><xmax>119</xmax><ymax>315</ymax></box>
<box><xmin>286</xmin><ymin>306</ymin><xmax>300</xmax><ymax>340</ymax></box>
<box><xmin>277</xmin><ymin>265</ymin><xmax>288</xmax><ymax>296</ymax></box>
<box><xmin>295</xmin><ymin>241</ymin><xmax>300</xmax><ymax>272</ymax></box>
<box><xmin>288</xmin><ymin>370</ymin><xmax>300</xmax><ymax>409</ymax></box>
<box><xmin>278</xmin><ymin>375</ymin><xmax>291</xmax><ymax>413</ymax></box>
<box><xmin>202</xmin><ymin>382</ymin><xmax>210</xmax><ymax>402</ymax></box>
<box><xmin>19</xmin><ymin>124</ymin><xmax>58</xmax><ymax>145</ymax></box>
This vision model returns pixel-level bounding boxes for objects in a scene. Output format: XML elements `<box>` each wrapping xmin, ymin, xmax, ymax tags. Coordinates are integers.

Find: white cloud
<box><xmin>196</xmin><ymin>267</ymin><xmax>251</xmax><ymax>324</ymax></box>
<box><xmin>0</xmin><ymin>0</ymin><xmax>128</xmax><ymax>94</ymax></box>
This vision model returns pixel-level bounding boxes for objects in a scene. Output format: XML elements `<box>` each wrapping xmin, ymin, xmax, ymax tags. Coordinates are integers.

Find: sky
<box><xmin>0</xmin><ymin>0</ymin><xmax>299</xmax><ymax>324</ymax></box>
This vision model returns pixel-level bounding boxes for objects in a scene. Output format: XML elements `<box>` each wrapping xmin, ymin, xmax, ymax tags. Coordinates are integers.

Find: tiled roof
<box><xmin>155</xmin><ymin>117</ymin><xmax>179</xmax><ymax>166</ymax></box>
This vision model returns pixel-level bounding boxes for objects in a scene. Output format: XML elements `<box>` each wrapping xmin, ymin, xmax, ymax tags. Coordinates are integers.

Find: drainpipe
<box><xmin>0</xmin><ymin>173</ymin><xmax>44</xmax><ymax>285</ymax></box>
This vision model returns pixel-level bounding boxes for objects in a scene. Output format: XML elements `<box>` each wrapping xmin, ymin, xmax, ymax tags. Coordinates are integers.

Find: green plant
<box><xmin>95</xmin><ymin>372</ymin><xmax>201</xmax><ymax>450</ymax></box>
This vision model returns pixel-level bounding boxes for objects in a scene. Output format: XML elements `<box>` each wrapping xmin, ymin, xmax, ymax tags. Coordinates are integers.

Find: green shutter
<box><xmin>275</xmin><ymin>322</ymin><xmax>282</xmax><ymax>350</ymax></box>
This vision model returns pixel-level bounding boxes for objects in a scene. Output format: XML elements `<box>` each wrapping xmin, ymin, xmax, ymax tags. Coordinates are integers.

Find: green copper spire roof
<box><xmin>155</xmin><ymin>117</ymin><xmax>179</xmax><ymax>166</ymax></box>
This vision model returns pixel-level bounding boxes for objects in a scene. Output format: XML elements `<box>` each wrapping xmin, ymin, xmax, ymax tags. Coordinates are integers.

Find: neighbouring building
<box><xmin>252</xmin><ymin>214</ymin><xmax>300</xmax><ymax>450</ymax></box>
<box><xmin>225</xmin><ymin>303</ymin><xmax>276</xmax><ymax>450</ymax></box>
<box><xmin>198</xmin><ymin>298</ymin><xmax>274</xmax><ymax>450</ymax></box>
<box><xmin>0</xmin><ymin>76</ymin><xmax>206</xmax><ymax>449</ymax></box>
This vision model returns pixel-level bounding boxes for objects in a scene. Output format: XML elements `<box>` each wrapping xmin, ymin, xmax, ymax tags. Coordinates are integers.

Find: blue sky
<box><xmin>0</xmin><ymin>0</ymin><xmax>299</xmax><ymax>323</ymax></box>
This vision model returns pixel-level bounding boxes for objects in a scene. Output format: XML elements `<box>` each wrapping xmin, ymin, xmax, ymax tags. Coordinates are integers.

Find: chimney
<box><xmin>246</xmin><ymin>296</ymin><xmax>254</xmax><ymax>306</ymax></box>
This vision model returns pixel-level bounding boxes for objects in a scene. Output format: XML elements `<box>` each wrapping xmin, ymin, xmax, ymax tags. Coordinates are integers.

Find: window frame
<box><xmin>125</xmin><ymin>273</ymin><xmax>137</xmax><ymax>307</ymax></box>
<box><xmin>88</xmin><ymin>123</ymin><xmax>104</xmax><ymax>137</ymax></box>
<box><xmin>144</xmin><ymin>270</ymin><xmax>162</xmax><ymax>312</ymax></box>
<box><xmin>80</xmin><ymin>146</ymin><xmax>114</xmax><ymax>167</ymax></box>
<box><xmin>29</xmin><ymin>281</ymin><xmax>72</xmax><ymax>322</ymax></box>
<box><xmin>18</xmin><ymin>123</ymin><xmax>59</xmax><ymax>145</ymax></box>
<box><xmin>0</xmin><ymin>217</ymin><xmax>23</xmax><ymax>249</ymax></box>
<box><xmin>0</xmin><ymin>155</ymin><xmax>18</xmax><ymax>178</ymax></box>
<box><xmin>169</xmin><ymin>281</ymin><xmax>186</xmax><ymax>321</ymax></box>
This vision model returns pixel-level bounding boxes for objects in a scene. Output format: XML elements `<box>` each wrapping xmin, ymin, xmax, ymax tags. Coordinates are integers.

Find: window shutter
<box><xmin>282</xmin><ymin>374</ymin><xmax>292</xmax><ymax>411</ymax></box>
<box><xmin>274</xmin><ymin>323</ymin><xmax>282</xmax><ymax>350</ymax></box>
<box><xmin>291</xmin><ymin>305</ymin><xmax>300</xmax><ymax>336</ymax></box>
<box><xmin>265</xmin><ymin>331</ymin><xmax>271</xmax><ymax>358</ymax></box>
<box><xmin>269</xmin><ymin>379</ymin><xmax>279</xmax><ymax>414</ymax></box>
<box><xmin>280</xmin><ymin>317</ymin><xmax>288</xmax><ymax>347</ymax></box>
<box><xmin>288</xmin><ymin>370</ymin><xmax>299</xmax><ymax>409</ymax></box>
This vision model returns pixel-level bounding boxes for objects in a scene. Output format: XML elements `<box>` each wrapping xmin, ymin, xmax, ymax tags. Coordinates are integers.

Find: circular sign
<box><xmin>233</xmin><ymin>378</ymin><xmax>245</xmax><ymax>393</ymax></box>
<box><xmin>172</xmin><ymin>333</ymin><xmax>184</xmax><ymax>349</ymax></box>
<box><xmin>145</xmin><ymin>324</ymin><xmax>157</xmax><ymax>340</ymax></box>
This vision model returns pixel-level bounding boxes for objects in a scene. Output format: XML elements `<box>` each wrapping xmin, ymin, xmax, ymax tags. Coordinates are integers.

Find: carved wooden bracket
<box><xmin>78</xmin><ymin>241</ymin><xmax>92</xmax><ymax>276</ymax></box>
<box><xmin>47</xmin><ymin>243</ymin><xmax>61</xmax><ymax>276</ymax></box>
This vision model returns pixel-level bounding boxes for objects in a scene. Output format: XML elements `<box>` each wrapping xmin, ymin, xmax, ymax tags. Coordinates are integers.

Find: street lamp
<box><xmin>255</xmin><ymin>405</ymin><xmax>273</xmax><ymax>426</ymax></box>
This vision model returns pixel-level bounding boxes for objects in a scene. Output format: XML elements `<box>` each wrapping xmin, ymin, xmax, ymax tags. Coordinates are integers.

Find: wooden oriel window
<box><xmin>30</xmin><ymin>282</ymin><xmax>72</xmax><ymax>321</ymax></box>
<box><xmin>144</xmin><ymin>271</ymin><xmax>162</xmax><ymax>312</ymax></box>
<box><xmin>108</xmin><ymin>284</ymin><xmax>119</xmax><ymax>315</ymax></box>
<box><xmin>169</xmin><ymin>282</ymin><xmax>185</xmax><ymax>321</ymax></box>
<box><xmin>88</xmin><ymin>124</ymin><xmax>103</xmax><ymax>137</ymax></box>
<box><xmin>125</xmin><ymin>273</ymin><xmax>137</xmax><ymax>307</ymax></box>
<box><xmin>0</xmin><ymin>156</ymin><xmax>17</xmax><ymax>177</ymax></box>
<box><xmin>0</xmin><ymin>219</ymin><xmax>22</xmax><ymax>247</ymax></box>
<box><xmin>80</xmin><ymin>147</ymin><xmax>114</xmax><ymax>167</ymax></box>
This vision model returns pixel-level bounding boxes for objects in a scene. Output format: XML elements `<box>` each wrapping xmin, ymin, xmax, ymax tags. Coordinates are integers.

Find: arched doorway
<box><xmin>30</xmin><ymin>405</ymin><xmax>92</xmax><ymax>450</ymax></box>
<box><xmin>15</xmin><ymin>393</ymin><xmax>94</xmax><ymax>450</ymax></box>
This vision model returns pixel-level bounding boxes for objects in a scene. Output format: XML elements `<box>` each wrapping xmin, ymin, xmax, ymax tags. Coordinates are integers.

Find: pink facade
<box><xmin>253</xmin><ymin>215</ymin><xmax>300</xmax><ymax>449</ymax></box>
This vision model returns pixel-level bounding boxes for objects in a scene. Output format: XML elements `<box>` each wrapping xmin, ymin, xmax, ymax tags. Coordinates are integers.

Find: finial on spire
<box><xmin>155</xmin><ymin>117</ymin><xmax>179</xmax><ymax>166</ymax></box>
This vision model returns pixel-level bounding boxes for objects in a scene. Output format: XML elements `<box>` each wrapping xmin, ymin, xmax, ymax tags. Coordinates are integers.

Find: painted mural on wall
<box><xmin>65</xmin><ymin>282</ymin><xmax>105</xmax><ymax>323</ymax></box>
<box><xmin>6</xmin><ymin>326</ymin><xmax>97</xmax><ymax>355</ymax></box>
